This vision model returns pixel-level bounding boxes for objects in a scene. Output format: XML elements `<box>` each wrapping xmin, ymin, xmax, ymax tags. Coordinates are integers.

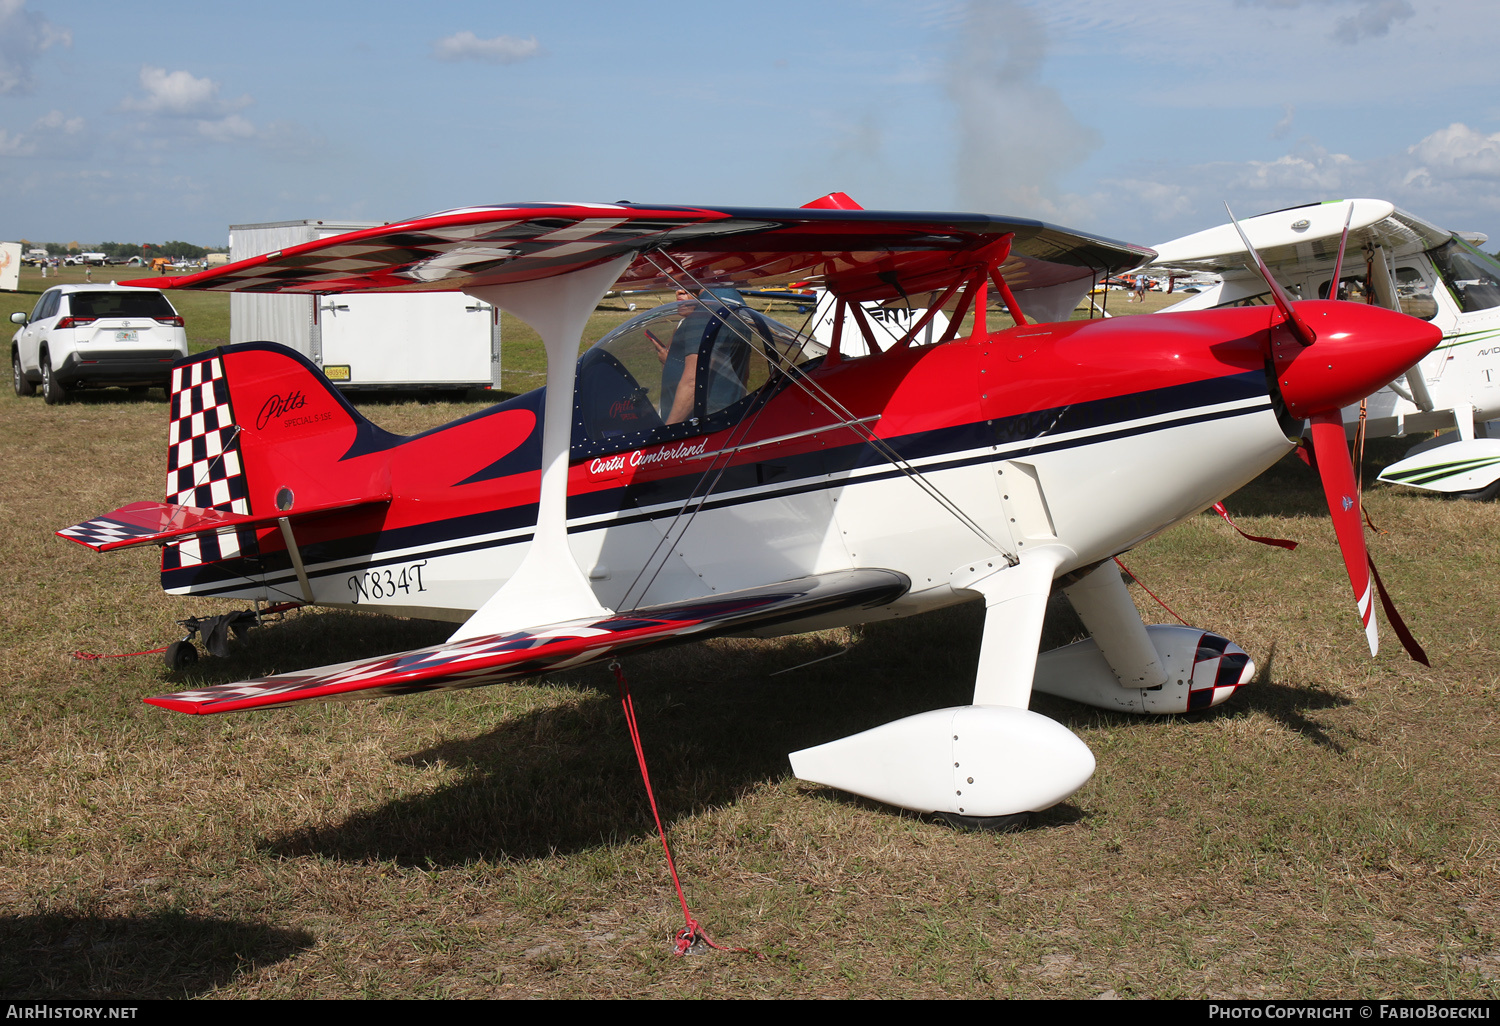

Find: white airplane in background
<box><xmin>1151</xmin><ymin>199</ymin><xmax>1500</xmax><ymax>500</ymax></box>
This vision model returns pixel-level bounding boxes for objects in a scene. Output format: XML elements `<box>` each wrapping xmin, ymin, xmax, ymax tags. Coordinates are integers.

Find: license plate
<box><xmin>114</xmin><ymin>329</ymin><xmax>138</xmax><ymax>343</ymax></box>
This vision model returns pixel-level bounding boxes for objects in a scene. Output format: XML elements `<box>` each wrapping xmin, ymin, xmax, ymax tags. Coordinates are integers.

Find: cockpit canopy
<box><xmin>574</xmin><ymin>291</ymin><xmax>826</xmax><ymax>458</ymax></box>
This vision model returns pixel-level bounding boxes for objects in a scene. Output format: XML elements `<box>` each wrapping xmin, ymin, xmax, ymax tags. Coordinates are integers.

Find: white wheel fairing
<box><xmin>789</xmin><ymin>705</ymin><xmax>1096</xmax><ymax>816</ymax></box>
<box><xmin>1033</xmin><ymin>625</ymin><xmax>1255</xmax><ymax>715</ymax></box>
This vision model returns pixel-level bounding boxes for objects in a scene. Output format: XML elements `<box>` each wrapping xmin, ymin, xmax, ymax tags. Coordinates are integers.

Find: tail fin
<box><xmin>165</xmin><ymin>353</ymin><xmax>251</xmax><ymax>513</ymax></box>
<box><xmin>162</xmin><ymin>352</ymin><xmax>256</xmax><ymax>571</ymax></box>
<box><xmin>162</xmin><ymin>343</ymin><xmax>392</xmax><ymax>581</ymax></box>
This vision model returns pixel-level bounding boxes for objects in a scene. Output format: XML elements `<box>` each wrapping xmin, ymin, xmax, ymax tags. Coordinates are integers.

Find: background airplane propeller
<box><xmin>1226</xmin><ymin>204</ymin><xmax>1435</xmax><ymax>663</ymax></box>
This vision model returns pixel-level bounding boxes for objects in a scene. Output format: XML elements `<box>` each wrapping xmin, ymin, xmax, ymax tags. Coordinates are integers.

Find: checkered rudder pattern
<box><xmin>163</xmin><ymin>356</ymin><xmax>257</xmax><ymax>569</ymax></box>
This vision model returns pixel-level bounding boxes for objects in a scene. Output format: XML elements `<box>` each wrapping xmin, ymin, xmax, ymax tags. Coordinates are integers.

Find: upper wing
<box><xmin>136</xmin><ymin>202</ymin><xmax>1152</xmax><ymax>305</ymax></box>
<box><xmin>146</xmin><ymin>569</ymin><xmax>909</xmax><ymax>714</ymax></box>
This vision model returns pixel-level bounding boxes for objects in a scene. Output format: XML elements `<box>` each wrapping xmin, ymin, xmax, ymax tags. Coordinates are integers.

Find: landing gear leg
<box><xmin>165</xmin><ymin>601</ymin><xmax>303</xmax><ymax>668</ymax></box>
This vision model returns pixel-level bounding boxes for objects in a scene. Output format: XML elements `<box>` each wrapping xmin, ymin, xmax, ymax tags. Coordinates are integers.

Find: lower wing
<box><xmin>146</xmin><ymin>569</ymin><xmax>910</xmax><ymax>714</ymax></box>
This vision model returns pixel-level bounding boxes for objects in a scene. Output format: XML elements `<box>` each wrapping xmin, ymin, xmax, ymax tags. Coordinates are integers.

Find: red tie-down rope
<box><xmin>1295</xmin><ymin>435</ymin><xmax>1427</xmax><ymax>664</ymax></box>
<box><xmin>1211</xmin><ymin>502</ymin><xmax>1299</xmax><ymax>550</ymax></box>
<box><xmin>608</xmin><ymin>660</ymin><xmax>761</xmax><ymax>959</ymax></box>
<box><xmin>1117</xmin><ymin>503</ymin><xmax>1298</xmax><ymax>626</ymax></box>
<box><xmin>1112</xmin><ymin>557</ymin><xmax>1190</xmax><ymax>626</ymax></box>
<box><xmin>73</xmin><ymin>645</ymin><xmax>168</xmax><ymax>661</ymax></box>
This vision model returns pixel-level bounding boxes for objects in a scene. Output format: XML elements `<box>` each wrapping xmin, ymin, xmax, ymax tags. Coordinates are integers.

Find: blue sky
<box><xmin>4</xmin><ymin>0</ymin><xmax>1499</xmax><ymax>251</ymax></box>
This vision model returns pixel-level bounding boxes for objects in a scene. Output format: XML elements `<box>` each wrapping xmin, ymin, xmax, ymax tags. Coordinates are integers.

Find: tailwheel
<box><xmin>164</xmin><ymin>640</ymin><xmax>199</xmax><ymax>671</ymax></box>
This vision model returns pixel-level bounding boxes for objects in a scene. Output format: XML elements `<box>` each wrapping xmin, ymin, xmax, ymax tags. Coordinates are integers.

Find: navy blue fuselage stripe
<box><xmin>164</xmin><ymin>400</ymin><xmax>1274</xmax><ymax>593</ymax></box>
<box><xmin>163</xmin><ymin>369</ymin><xmax>1271</xmax><ymax>594</ymax></box>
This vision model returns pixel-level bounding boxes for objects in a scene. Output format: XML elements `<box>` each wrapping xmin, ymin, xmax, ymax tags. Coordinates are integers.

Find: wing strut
<box><xmin>453</xmin><ymin>254</ymin><xmax>633</xmax><ymax>640</ymax></box>
<box><xmin>276</xmin><ymin>518</ymin><xmax>315</xmax><ymax>604</ymax></box>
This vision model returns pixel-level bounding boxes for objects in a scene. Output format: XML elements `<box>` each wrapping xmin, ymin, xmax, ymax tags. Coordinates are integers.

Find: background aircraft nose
<box><xmin>1272</xmin><ymin>300</ymin><xmax>1444</xmax><ymax>419</ymax></box>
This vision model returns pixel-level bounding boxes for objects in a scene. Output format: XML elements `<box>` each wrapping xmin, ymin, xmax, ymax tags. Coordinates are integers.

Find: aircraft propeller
<box><xmin>1226</xmin><ymin>204</ymin><xmax>1437</xmax><ymax>662</ymax></box>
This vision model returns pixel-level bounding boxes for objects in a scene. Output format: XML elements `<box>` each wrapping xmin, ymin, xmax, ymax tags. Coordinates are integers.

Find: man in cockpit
<box><xmin>649</xmin><ymin>289</ymin><xmax>749</xmax><ymax>425</ymax></box>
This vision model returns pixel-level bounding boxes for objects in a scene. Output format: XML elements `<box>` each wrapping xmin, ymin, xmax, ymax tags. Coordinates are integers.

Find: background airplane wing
<box><xmin>139</xmin><ymin>202</ymin><xmax>1153</xmax><ymax>305</ymax></box>
<box><xmin>1149</xmin><ymin>198</ymin><xmax>1452</xmax><ymax>275</ymax></box>
<box><xmin>146</xmin><ymin>569</ymin><xmax>909</xmax><ymax>714</ymax></box>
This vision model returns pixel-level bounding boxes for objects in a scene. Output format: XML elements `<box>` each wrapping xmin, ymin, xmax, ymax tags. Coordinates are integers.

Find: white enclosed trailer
<box><xmin>229</xmin><ymin>220</ymin><xmax>502</xmax><ymax>391</ymax></box>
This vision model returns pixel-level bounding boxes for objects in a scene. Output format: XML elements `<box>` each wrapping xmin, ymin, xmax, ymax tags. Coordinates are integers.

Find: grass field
<box><xmin>1</xmin><ymin>272</ymin><xmax>1498</xmax><ymax>998</ymax></box>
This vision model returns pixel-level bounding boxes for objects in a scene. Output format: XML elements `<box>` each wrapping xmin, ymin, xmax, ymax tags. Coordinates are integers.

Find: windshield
<box><xmin>575</xmin><ymin>292</ymin><xmax>826</xmax><ymax>455</ymax></box>
<box><xmin>1427</xmin><ymin>238</ymin><xmax>1500</xmax><ymax>313</ymax></box>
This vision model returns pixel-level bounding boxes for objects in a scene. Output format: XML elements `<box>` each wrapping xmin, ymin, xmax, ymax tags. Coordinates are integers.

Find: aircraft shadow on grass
<box><xmin>0</xmin><ymin>911</ymin><xmax>313</xmax><ymax>999</ymax></box>
<box><xmin>196</xmin><ymin>607</ymin><xmax>1350</xmax><ymax>867</ymax></box>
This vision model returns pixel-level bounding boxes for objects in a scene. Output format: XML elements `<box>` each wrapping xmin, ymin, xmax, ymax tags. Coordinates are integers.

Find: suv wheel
<box><xmin>40</xmin><ymin>352</ymin><xmax>68</xmax><ymax>405</ymax></box>
<box><xmin>12</xmin><ymin>350</ymin><xmax>34</xmax><ymax>397</ymax></box>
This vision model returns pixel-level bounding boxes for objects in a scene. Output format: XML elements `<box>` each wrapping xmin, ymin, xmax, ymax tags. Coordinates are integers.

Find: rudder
<box><xmin>161</xmin><ymin>342</ymin><xmax>390</xmax><ymax>587</ymax></box>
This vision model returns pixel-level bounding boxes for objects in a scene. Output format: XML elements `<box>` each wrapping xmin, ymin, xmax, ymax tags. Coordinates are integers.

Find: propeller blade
<box><xmin>1308</xmin><ymin>409</ymin><xmax>1378</xmax><ymax>656</ymax></box>
<box><xmin>1225</xmin><ymin>202</ymin><xmax>1318</xmax><ymax>346</ymax></box>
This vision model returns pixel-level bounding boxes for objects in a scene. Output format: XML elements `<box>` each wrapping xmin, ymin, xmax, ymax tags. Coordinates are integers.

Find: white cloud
<box><xmin>1406</xmin><ymin>123</ymin><xmax>1500</xmax><ymax>181</ymax></box>
<box><xmin>1272</xmin><ymin>104</ymin><xmax>1296</xmax><ymax>140</ymax></box>
<box><xmin>1230</xmin><ymin>145</ymin><xmax>1359</xmax><ymax>193</ymax></box>
<box><xmin>1330</xmin><ymin>0</ymin><xmax>1414</xmax><ymax>42</ymax></box>
<box><xmin>1232</xmin><ymin>0</ymin><xmax>1414</xmax><ymax>43</ymax></box>
<box><xmin>1098</xmin><ymin>122</ymin><xmax>1500</xmax><ymax>248</ymax></box>
<box><xmin>115</xmin><ymin>66</ymin><xmax>319</xmax><ymax>153</ymax></box>
<box><xmin>0</xmin><ymin>0</ymin><xmax>70</xmax><ymax>96</ymax></box>
<box><xmin>431</xmin><ymin>31</ymin><xmax>540</xmax><ymax>65</ymax></box>
<box><xmin>0</xmin><ymin>108</ymin><xmax>85</xmax><ymax>158</ymax></box>
<box><xmin>195</xmin><ymin>113</ymin><xmax>257</xmax><ymax>143</ymax></box>
<box><xmin>122</xmin><ymin>66</ymin><xmax>251</xmax><ymax>117</ymax></box>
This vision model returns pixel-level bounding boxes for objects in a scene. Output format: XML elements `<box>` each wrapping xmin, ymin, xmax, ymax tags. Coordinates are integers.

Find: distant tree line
<box><xmin>21</xmin><ymin>240</ymin><xmax>216</xmax><ymax>259</ymax></box>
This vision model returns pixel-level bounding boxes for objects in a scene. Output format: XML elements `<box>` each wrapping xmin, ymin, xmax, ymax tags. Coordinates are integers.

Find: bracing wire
<box><xmin>616</xmin><ymin>252</ymin><xmax>1015</xmax><ymax>609</ymax></box>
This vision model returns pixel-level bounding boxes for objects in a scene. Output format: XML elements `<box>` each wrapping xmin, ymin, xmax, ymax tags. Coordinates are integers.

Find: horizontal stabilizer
<box><xmin>146</xmin><ymin>569</ymin><xmax>909</xmax><ymax>715</ymax></box>
<box><xmin>58</xmin><ymin>494</ymin><xmax>391</xmax><ymax>553</ymax></box>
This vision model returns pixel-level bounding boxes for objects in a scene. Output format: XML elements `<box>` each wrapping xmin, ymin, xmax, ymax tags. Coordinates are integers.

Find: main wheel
<box><xmin>931</xmin><ymin>811</ymin><xmax>1032</xmax><ymax>833</ymax></box>
<box><xmin>40</xmin><ymin>353</ymin><xmax>68</xmax><ymax>405</ymax></box>
<box><xmin>12</xmin><ymin>350</ymin><xmax>34</xmax><ymax>397</ymax></box>
<box><xmin>164</xmin><ymin>640</ymin><xmax>198</xmax><ymax>671</ymax></box>
<box><xmin>1452</xmin><ymin>477</ymin><xmax>1500</xmax><ymax>502</ymax></box>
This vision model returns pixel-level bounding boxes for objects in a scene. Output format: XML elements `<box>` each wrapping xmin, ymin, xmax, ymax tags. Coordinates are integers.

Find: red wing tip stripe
<box><xmin>1358</xmin><ymin>583</ymin><xmax>1374</xmax><ymax>623</ymax></box>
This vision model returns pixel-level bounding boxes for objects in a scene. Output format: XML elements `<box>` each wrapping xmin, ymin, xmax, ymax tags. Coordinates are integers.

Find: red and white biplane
<box><xmin>58</xmin><ymin>194</ymin><xmax>1441</xmax><ymax>823</ymax></box>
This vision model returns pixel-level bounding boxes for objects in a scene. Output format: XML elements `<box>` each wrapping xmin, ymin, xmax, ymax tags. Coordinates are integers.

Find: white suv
<box><xmin>11</xmin><ymin>284</ymin><xmax>189</xmax><ymax>404</ymax></box>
